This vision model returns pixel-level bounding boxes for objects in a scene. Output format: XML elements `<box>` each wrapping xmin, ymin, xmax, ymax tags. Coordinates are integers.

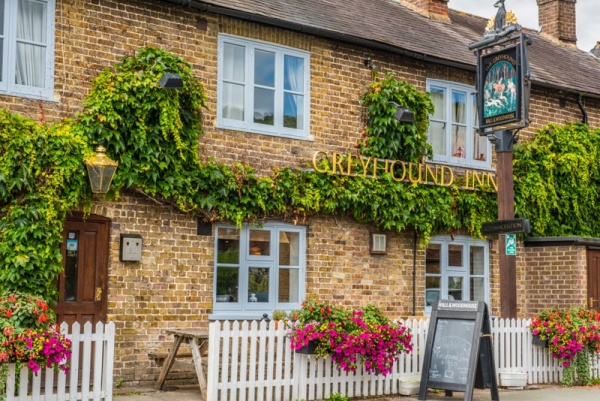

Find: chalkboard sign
<box><xmin>418</xmin><ymin>301</ymin><xmax>498</xmax><ymax>401</ymax></box>
<box><xmin>428</xmin><ymin>319</ymin><xmax>475</xmax><ymax>385</ymax></box>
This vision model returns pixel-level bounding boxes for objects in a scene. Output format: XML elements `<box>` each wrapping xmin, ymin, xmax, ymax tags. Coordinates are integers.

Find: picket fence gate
<box><xmin>4</xmin><ymin>321</ymin><xmax>115</xmax><ymax>401</ymax></box>
<box><xmin>207</xmin><ymin>318</ymin><xmax>600</xmax><ymax>401</ymax></box>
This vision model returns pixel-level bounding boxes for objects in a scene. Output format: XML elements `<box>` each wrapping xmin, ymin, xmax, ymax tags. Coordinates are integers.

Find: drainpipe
<box><xmin>577</xmin><ymin>94</ymin><xmax>588</xmax><ymax>124</ymax></box>
<box><xmin>412</xmin><ymin>230</ymin><xmax>418</xmax><ymax>316</ymax></box>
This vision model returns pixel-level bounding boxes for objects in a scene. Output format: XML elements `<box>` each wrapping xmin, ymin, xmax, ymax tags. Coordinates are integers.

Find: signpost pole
<box><xmin>496</xmin><ymin>132</ymin><xmax>517</xmax><ymax>318</ymax></box>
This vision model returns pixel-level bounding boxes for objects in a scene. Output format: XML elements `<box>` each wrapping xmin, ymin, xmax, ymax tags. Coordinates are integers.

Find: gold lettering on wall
<box><xmin>310</xmin><ymin>150</ymin><xmax>496</xmax><ymax>192</ymax></box>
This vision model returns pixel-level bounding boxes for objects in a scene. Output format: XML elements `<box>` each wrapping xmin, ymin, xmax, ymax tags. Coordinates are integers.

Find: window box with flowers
<box><xmin>0</xmin><ymin>292</ymin><xmax>72</xmax><ymax>400</ymax></box>
<box><xmin>287</xmin><ymin>300</ymin><xmax>413</xmax><ymax>376</ymax></box>
<box><xmin>529</xmin><ymin>307</ymin><xmax>600</xmax><ymax>386</ymax></box>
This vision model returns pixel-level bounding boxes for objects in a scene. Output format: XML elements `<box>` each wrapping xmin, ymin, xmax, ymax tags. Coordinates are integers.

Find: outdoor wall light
<box><xmin>85</xmin><ymin>145</ymin><xmax>118</xmax><ymax>194</ymax></box>
<box><xmin>390</xmin><ymin>101</ymin><xmax>415</xmax><ymax>123</ymax></box>
<box><xmin>159</xmin><ymin>72</ymin><xmax>183</xmax><ymax>89</ymax></box>
<box><xmin>364</xmin><ymin>57</ymin><xmax>376</xmax><ymax>70</ymax></box>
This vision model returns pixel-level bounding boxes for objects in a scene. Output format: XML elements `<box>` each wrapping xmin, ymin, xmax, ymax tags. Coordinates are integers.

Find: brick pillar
<box><xmin>537</xmin><ymin>0</ymin><xmax>577</xmax><ymax>47</ymax></box>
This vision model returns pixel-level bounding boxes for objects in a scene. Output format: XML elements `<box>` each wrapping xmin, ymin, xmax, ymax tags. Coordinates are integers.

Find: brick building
<box><xmin>1</xmin><ymin>0</ymin><xmax>600</xmax><ymax>386</ymax></box>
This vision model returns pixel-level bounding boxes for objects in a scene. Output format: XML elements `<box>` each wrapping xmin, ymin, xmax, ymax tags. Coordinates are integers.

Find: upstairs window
<box><xmin>0</xmin><ymin>0</ymin><xmax>55</xmax><ymax>99</ymax></box>
<box><xmin>427</xmin><ymin>80</ymin><xmax>490</xmax><ymax>169</ymax></box>
<box><xmin>217</xmin><ymin>34</ymin><xmax>311</xmax><ymax>140</ymax></box>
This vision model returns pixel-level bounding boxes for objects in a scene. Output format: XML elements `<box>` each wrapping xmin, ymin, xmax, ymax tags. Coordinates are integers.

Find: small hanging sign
<box><xmin>505</xmin><ymin>234</ymin><xmax>517</xmax><ymax>255</ymax></box>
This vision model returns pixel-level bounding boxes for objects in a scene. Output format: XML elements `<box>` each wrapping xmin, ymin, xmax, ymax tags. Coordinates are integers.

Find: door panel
<box><xmin>587</xmin><ymin>250</ymin><xmax>600</xmax><ymax>311</ymax></box>
<box><xmin>55</xmin><ymin>215</ymin><xmax>110</xmax><ymax>325</ymax></box>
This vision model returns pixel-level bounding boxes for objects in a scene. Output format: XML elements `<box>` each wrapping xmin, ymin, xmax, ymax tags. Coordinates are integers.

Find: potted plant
<box><xmin>529</xmin><ymin>307</ymin><xmax>600</xmax><ymax>386</ymax></box>
<box><xmin>271</xmin><ymin>310</ymin><xmax>287</xmax><ymax>329</ymax></box>
<box><xmin>287</xmin><ymin>299</ymin><xmax>412</xmax><ymax>376</ymax></box>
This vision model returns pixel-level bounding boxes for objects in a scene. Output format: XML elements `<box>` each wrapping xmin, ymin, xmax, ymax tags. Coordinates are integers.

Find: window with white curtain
<box><xmin>217</xmin><ymin>34</ymin><xmax>311</xmax><ymax>139</ymax></box>
<box><xmin>211</xmin><ymin>222</ymin><xmax>306</xmax><ymax>320</ymax></box>
<box><xmin>424</xmin><ymin>235</ymin><xmax>489</xmax><ymax>315</ymax></box>
<box><xmin>0</xmin><ymin>0</ymin><xmax>55</xmax><ymax>99</ymax></box>
<box><xmin>426</xmin><ymin>79</ymin><xmax>490</xmax><ymax>169</ymax></box>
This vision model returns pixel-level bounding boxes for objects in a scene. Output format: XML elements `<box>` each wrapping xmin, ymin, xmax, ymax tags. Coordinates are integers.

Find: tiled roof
<box><xmin>164</xmin><ymin>0</ymin><xmax>600</xmax><ymax>97</ymax></box>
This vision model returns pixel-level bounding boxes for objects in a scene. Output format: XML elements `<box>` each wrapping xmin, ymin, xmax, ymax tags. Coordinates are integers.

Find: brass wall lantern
<box><xmin>85</xmin><ymin>145</ymin><xmax>118</xmax><ymax>194</ymax></box>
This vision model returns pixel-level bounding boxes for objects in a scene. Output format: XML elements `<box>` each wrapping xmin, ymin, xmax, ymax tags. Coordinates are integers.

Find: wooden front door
<box><xmin>587</xmin><ymin>249</ymin><xmax>600</xmax><ymax>311</ymax></box>
<box><xmin>55</xmin><ymin>214</ymin><xmax>110</xmax><ymax>325</ymax></box>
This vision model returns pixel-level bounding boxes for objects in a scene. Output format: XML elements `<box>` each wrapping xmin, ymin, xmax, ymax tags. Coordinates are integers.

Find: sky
<box><xmin>448</xmin><ymin>0</ymin><xmax>599</xmax><ymax>52</ymax></box>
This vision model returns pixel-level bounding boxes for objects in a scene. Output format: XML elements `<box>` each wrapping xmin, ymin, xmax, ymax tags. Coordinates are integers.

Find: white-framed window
<box><xmin>217</xmin><ymin>34</ymin><xmax>311</xmax><ymax>140</ymax></box>
<box><xmin>0</xmin><ymin>0</ymin><xmax>55</xmax><ymax>99</ymax></box>
<box><xmin>211</xmin><ymin>222</ymin><xmax>306</xmax><ymax>320</ymax></box>
<box><xmin>427</xmin><ymin>79</ymin><xmax>490</xmax><ymax>169</ymax></box>
<box><xmin>424</xmin><ymin>235</ymin><xmax>489</xmax><ymax>315</ymax></box>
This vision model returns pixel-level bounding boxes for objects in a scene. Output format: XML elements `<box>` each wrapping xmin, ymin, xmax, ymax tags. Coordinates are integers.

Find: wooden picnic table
<box><xmin>155</xmin><ymin>329</ymin><xmax>209</xmax><ymax>400</ymax></box>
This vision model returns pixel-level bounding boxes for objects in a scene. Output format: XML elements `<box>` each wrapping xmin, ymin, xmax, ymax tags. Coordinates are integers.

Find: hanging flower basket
<box><xmin>532</xmin><ymin>334</ymin><xmax>547</xmax><ymax>348</ymax></box>
<box><xmin>295</xmin><ymin>340</ymin><xmax>318</xmax><ymax>355</ymax></box>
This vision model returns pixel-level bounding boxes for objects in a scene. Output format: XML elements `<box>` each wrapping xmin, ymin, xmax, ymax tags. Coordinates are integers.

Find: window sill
<box><xmin>216</xmin><ymin>123</ymin><xmax>314</xmax><ymax>142</ymax></box>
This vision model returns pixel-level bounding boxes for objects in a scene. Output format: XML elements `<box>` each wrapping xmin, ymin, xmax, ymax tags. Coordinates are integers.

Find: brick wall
<box><xmin>523</xmin><ymin>245</ymin><xmax>587</xmax><ymax>316</ymax></box>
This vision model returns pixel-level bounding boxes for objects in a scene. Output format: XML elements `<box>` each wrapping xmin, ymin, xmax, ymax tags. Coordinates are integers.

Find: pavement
<box><xmin>114</xmin><ymin>384</ymin><xmax>600</xmax><ymax>401</ymax></box>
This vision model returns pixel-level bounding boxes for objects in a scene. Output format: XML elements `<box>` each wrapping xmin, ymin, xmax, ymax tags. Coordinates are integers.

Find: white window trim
<box><xmin>426</xmin><ymin>79</ymin><xmax>491</xmax><ymax>170</ymax></box>
<box><xmin>216</xmin><ymin>34</ymin><xmax>312</xmax><ymax>140</ymax></box>
<box><xmin>210</xmin><ymin>222</ymin><xmax>306</xmax><ymax>320</ymax></box>
<box><xmin>0</xmin><ymin>0</ymin><xmax>56</xmax><ymax>100</ymax></box>
<box><xmin>425</xmin><ymin>235</ymin><xmax>490</xmax><ymax>316</ymax></box>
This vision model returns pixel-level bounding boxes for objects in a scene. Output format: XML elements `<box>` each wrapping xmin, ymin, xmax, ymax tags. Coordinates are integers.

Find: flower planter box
<box><xmin>399</xmin><ymin>376</ymin><xmax>420</xmax><ymax>395</ymax></box>
<box><xmin>499</xmin><ymin>372</ymin><xmax>527</xmax><ymax>389</ymax></box>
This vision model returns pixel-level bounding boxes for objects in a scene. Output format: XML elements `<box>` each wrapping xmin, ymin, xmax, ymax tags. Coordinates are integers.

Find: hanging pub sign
<box><xmin>471</xmin><ymin>28</ymin><xmax>531</xmax><ymax>135</ymax></box>
<box><xmin>478</xmin><ymin>44</ymin><xmax>523</xmax><ymax>130</ymax></box>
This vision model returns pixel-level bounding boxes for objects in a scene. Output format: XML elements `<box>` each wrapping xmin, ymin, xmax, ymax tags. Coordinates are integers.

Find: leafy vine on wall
<box><xmin>513</xmin><ymin>122</ymin><xmax>600</xmax><ymax>236</ymax></box>
<box><xmin>1</xmin><ymin>46</ymin><xmax>595</xmax><ymax>300</ymax></box>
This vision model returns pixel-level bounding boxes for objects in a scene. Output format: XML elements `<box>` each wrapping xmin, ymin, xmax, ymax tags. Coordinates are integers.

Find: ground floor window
<box><xmin>210</xmin><ymin>222</ymin><xmax>306</xmax><ymax>320</ymax></box>
<box><xmin>425</xmin><ymin>235</ymin><xmax>489</xmax><ymax>315</ymax></box>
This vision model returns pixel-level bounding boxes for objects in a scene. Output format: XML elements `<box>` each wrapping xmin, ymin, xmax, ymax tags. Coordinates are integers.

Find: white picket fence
<box><xmin>207</xmin><ymin>318</ymin><xmax>600</xmax><ymax>401</ymax></box>
<box><xmin>4</xmin><ymin>321</ymin><xmax>115</xmax><ymax>401</ymax></box>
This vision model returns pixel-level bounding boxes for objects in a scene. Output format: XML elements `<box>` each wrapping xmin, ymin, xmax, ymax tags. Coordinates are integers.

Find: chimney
<box><xmin>398</xmin><ymin>0</ymin><xmax>450</xmax><ymax>22</ymax></box>
<box><xmin>536</xmin><ymin>0</ymin><xmax>577</xmax><ymax>47</ymax></box>
<box><xmin>591</xmin><ymin>42</ymin><xmax>600</xmax><ymax>57</ymax></box>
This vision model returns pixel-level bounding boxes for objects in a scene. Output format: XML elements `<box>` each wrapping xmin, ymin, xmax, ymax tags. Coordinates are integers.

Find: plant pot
<box><xmin>399</xmin><ymin>377</ymin><xmax>421</xmax><ymax>395</ymax></box>
<box><xmin>295</xmin><ymin>340</ymin><xmax>318</xmax><ymax>354</ymax></box>
<box><xmin>532</xmin><ymin>334</ymin><xmax>548</xmax><ymax>348</ymax></box>
<box><xmin>499</xmin><ymin>372</ymin><xmax>527</xmax><ymax>388</ymax></box>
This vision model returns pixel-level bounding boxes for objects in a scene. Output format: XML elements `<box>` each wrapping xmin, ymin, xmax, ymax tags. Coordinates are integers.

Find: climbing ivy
<box><xmin>360</xmin><ymin>72</ymin><xmax>434</xmax><ymax>163</ymax></box>
<box><xmin>77</xmin><ymin>47</ymin><xmax>208</xmax><ymax>212</ymax></box>
<box><xmin>513</xmin><ymin>122</ymin><xmax>600</xmax><ymax>236</ymax></box>
<box><xmin>0</xmin><ymin>112</ymin><xmax>90</xmax><ymax>299</ymax></box>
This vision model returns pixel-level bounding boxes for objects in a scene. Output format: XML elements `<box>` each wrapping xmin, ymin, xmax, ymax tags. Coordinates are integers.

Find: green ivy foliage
<box><xmin>513</xmin><ymin>123</ymin><xmax>600</xmax><ymax>236</ymax></box>
<box><xmin>76</xmin><ymin>47</ymin><xmax>208</xmax><ymax>212</ymax></box>
<box><xmin>0</xmin><ymin>112</ymin><xmax>90</xmax><ymax>299</ymax></box>
<box><xmin>360</xmin><ymin>72</ymin><xmax>434</xmax><ymax>163</ymax></box>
